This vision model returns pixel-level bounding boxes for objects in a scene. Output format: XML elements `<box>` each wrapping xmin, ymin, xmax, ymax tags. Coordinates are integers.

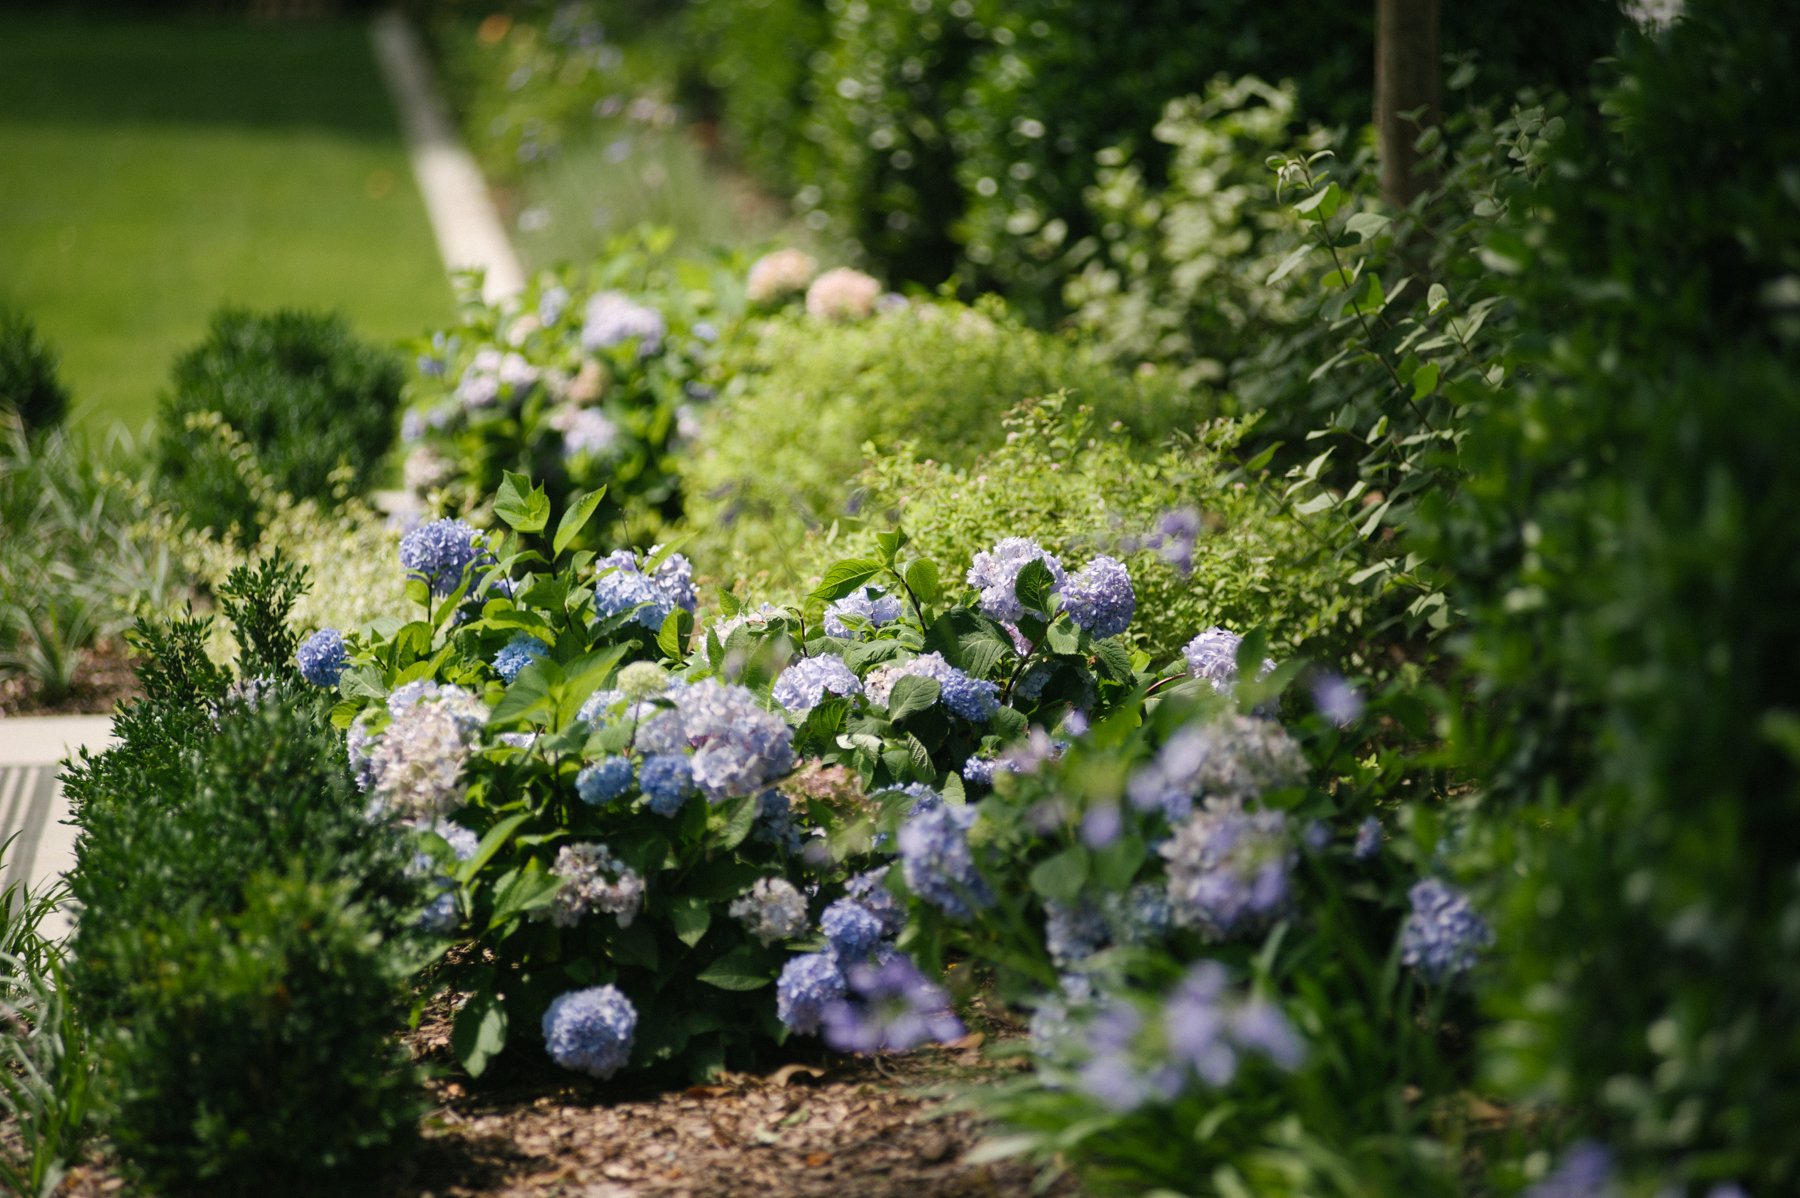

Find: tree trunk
<box><xmin>1375</xmin><ymin>0</ymin><xmax>1440</xmax><ymax>209</ymax></box>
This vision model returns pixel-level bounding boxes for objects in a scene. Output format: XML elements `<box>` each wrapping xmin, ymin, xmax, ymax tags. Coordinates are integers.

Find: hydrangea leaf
<box><xmin>552</xmin><ymin>486</ymin><xmax>608</xmax><ymax>558</ymax></box>
<box><xmin>452</xmin><ymin>988</ymin><xmax>508</xmax><ymax>1078</ymax></box>
<box><xmin>494</xmin><ymin>471</ymin><xmax>551</xmax><ymax>534</ymax></box>
<box><xmin>1013</xmin><ymin>558</ymin><xmax>1057</xmax><ymax>619</ymax></box>
<box><xmin>1029</xmin><ymin>846</ymin><xmax>1089</xmax><ymax>903</ymax></box>
<box><xmin>696</xmin><ymin>945</ymin><xmax>775</xmax><ymax>991</ymax></box>
<box><xmin>808</xmin><ymin>557</ymin><xmax>884</xmax><ymax>604</ymax></box>
<box><xmin>670</xmin><ymin>895</ymin><xmax>712</xmax><ymax>947</ymax></box>
<box><xmin>886</xmin><ymin>674</ymin><xmax>941</xmax><ymax>722</ymax></box>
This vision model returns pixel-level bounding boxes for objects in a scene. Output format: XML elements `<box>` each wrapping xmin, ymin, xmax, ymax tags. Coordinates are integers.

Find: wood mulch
<box><xmin>0</xmin><ymin>639</ymin><xmax>140</xmax><ymax>718</ymax></box>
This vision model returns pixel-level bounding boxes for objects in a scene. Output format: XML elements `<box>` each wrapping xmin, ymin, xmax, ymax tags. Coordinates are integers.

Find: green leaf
<box><xmin>456</xmin><ymin>813</ymin><xmax>530</xmax><ymax>885</ymax></box>
<box><xmin>886</xmin><ymin>674</ymin><xmax>941</xmax><ymax>721</ymax></box>
<box><xmin>489</xmin><ymin>662</ymin><xmax>556</xmax><ymax>726</ymax></box>
<box><xmin>714</xmin><ymin>794</ymin><xmax>759</xmax><ymax>852</ymax></box>
<box><xmin>1266</xmin><ymin>244</ymin><xmax>1313</xmax><ymax>287</ymax></box>
<box><xmin>697</xmin><ymin>945</ymin><xmax>774</xmax><ymax>991</ymax></box>
<box><xmin>494</xmin><ymin>471</ymin><xmax>551</xmax><ymax>534</ymax></box>
<box><xmin>1241</xmin><ymin>441</ymin><xmax>1283</xmax><ymax>473</ymax></box>
<box><xmin>1427</xmin><ymin>282</ymin><xmax>1450</xmax><ymax>315</ymax></box>
<box><xmin>874</xmin><ymin>528</ymin><xmax>909</xmax><ymax>564</ymax></box>
<box><xmin>487</xmin><ymin>864</ymin><xmax>560</xmax><ymax>929</ymax></box>
<box><xmin>901</xmin><ymin>557</ymin><xmax>940</xmax><ymax>605</ymax></box>
<box><xmin>1411</xmin><ymin>362</ymin><xmax>1441</xmax><ymax>400</ymax></box>
<box><xmin>657</xmin><ymin>607</ymin><xmax>694</xmax><ymax>660</ymax></box>
<box><xmin>1345</xmin><ymin>211</ymin><xmax>1391</xmax><ymax>242</ymax></box>
<box><xmin>1094</xmin><ymin>639</ymin><xmax>1136</xmax><ymax>683</ymax></box>
<box><xmin>1013</xmin><ymin>558</ymin><xmax>1056</xmax><ymax>617</ymax></box>
<box><xmin>670</xmin><ymin>895</ymin><xmax>712</xmax><ymax>947</ymax></box>
<box><xmin>1029</xmin><ymin>847</ymin><xmax>1089</xmax><ymax>903</ymax></box>
<box><xmin>552</xmin><ymin>486</ymin><xmax>607</xmax><ymax>557</ymax></box>
<box><xmin>808</xmin><ymin>557</ymin><xmax>884</xmax><ymax>604</ymax></box>
<box><xmin>1293</xmin><ymin>181</ymin><xmax>1340</xmax><ymax>221</ymax></box>
<box><xmin>452</xmin><ymin>988</ymin><xmax>508</xmax><ymax>1078</ymax></box>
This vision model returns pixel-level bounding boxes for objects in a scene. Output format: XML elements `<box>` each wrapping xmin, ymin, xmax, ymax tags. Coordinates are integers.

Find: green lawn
<box><xmin>0</xmin><ymin>14</ymin><xmax>451</xmax><ymax>435</ymax></box>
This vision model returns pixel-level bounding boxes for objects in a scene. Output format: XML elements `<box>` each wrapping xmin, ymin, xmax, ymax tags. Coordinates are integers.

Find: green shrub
<box><xmin>772</xmin><ymin>397</ymin><xmax>1361</xmax><ymax>663</ymax></box>
<box><xmin>681</xmin><ymin>0</ymin><xmax>827</xmax><ymax>194</ymax></box>
<box><xmin>63</xmin><ymin>557</ymin><xmax>425</xmax><ymax>1194</ymax></box>
<box><xmin>1420</xmin><ymin>4</ymin><xmax>1800</xmax><ymax>1191</ymax></box>
<box><xmin>154</xmin><ymin>308</ymin><xmax>404</xmax><ymax>542</ymax></box>
<box><xmin>103</xmin><ymin>873</ymin><xmax>419</xmax><ymax>1198</ymax></box>
<box><xmin>676</xmin><ymin>297</ymin><xmax>1206</xmax><ymax>586</ymax></box>
<box><xmin>0</xmin><ymin>306</ymin><xmax>71</xmax><ymax>435</ymax></box>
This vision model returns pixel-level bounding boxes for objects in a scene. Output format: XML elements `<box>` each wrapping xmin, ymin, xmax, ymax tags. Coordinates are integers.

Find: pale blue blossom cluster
<box><xmin>542</xmin><ymin>985</ymin><xmax>637</xmax><ymax>1078</ymax></box>
<box><xmin>367</xmin><ymin>685</ymin><xmax>487</xmax><ymax>819</ymax></box>
<box><xmin>493</xmin><ymin>633</ymin><xmax>549</xmax><ymax>682</ymax></box>
<box><xmin>1159</xmin><ymin>803</ymin><xmax>1296</xmax><ymax>940</ymax></box>
<box><xmin>1353</xmin><ymin>816</ymin><xmax>1383</xmax><ymax>860</ymax></box>
<box><xmin>966</xmin><ymin>537</ymin><xmax>1066</xmax><ymax>622</ymax></box>
<box><xmin>634</xmin><ymin>680</ymin><xmax>795</xmax><ymax>802</ymax></box>
<box><xmin>551</xmin><ymin>406</ymin><xmax>620</xmax><ymax>459</ymax></box>
<box><xmin>729</xmin><ymin>877</ymin><xmax>810</xmax><ymax>945</ymax></box>
<box><xmin>823</xmin><ymin>590</ymin><xmax>904</xmax><ymax>639</ymax></box>
<box><xmin>820</xmin><ymin>955</ymin><xmax>964</xmax><ymax>1053</ymax></box>
<box><xmin>575</xmin><ymin>756</ymin><xmax>634</xmax><ymax>806</ymax></box>
<box><xmin>776</xmin><ymin>951</ymin><xmax>846</xmax><ymax>1034</ymax></box>
<box><xmin>415</xmin><ymin>821</ymin><xmax>479</xmax><ymax>934</ymax></box>
<box><xmin>1127</xmin><ymin>714</ymin><xmax>1308</xmax><ymax>821</ymax></box>
<box><xmin>296</xmin><ymin>628</ymin><xmax>348</xmax><ymax>687</ymax></box>
<box><xmin>593</xmin><ymin>547</ymin><xmax>697</xmax><ymax>630</ymax></box>
<box><xmin>1060</xmin><ymin>555</ymin><xmax>1135</xmax><ymax>638</ymax></box>
<box><xmin>888</xmin><ymin>652</ymin><xmax>1000</xmax><ymax>721</ymax></box>
<box><xmin>543</xmin><ymin>843</ymin><xmax>644</xmax><ymax>929</ymax></box>
<box><xmin>1400</xmin><ymin>878</ymin><xmax>1494</xmax><ymax>984</ymax></box>
<box><xmin>400</xmin><ymin>518</ymin><xmax>484</xmax><ymax>596</ymax></box>
<box><xmin>772</xmin><ymin>653</ymin><xmax>863</xmax><ymax>713</ymax></box>
<box><xmin>456</xmin><ymin>347</ymin><xmax>539</xmax><ymax>409</ymax></box>
<box><xmin>898</xmin><ymin>803</ymin><xmax>993</xmax><ymax>918</ymax></box>
<box><xmin>1182</xmin><ymin>626</ymin><xmax>1275</xmax><ymax>694</ymax></box>
<box><xmin>820</xmin><ymin>897</ymin><xmax>886</xmax><ymax>959</ymax></box>
<box><xmin>845</xmin><ymin>867</ymin><xmax>906</xmax><ymax>936</ymax></box>
<box><xmin>580</xmin><ymin>291</ymin><xmax>666</xmax><ymax>354</ymax></box>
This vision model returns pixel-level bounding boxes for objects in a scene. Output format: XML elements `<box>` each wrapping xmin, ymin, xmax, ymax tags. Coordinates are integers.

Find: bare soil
<box><xmin>0</xmin><ymin>639</ymin><xmax>140</xmax><ymax>718</ymax></box>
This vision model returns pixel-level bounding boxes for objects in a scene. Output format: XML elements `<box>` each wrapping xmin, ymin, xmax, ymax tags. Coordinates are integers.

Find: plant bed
<box><xmin>0</xmin><ymin>638</ymin><xmax>140</xmax><ymax>718</ymax></box>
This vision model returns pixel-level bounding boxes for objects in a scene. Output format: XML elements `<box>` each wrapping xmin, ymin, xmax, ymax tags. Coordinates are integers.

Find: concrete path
<box><xmin>370</xmin><ymin>10</ymin><xmax>526</xmax><ymax>304</ymax></box>
<box><xmin>0</xmin><ymin>715</ymin><xmax>113</xmax><ymax>940</ymax></box>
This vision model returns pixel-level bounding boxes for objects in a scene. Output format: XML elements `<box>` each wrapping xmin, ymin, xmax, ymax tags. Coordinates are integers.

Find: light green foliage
<box><xmin>677</xmin><ymin>299</ymin><xmax>1206</xmax><ymax>590</ymax></box>
<box><xmin>1066</xmin><ymin>77</ymin><xmax>1327</xmax><ymax>391</ymax></box>
<box><xmin>0</xmin><ymin>424</ymin><xmax>178</xmax><ymax>704</ymax></box>
<box><xmin>777</xmin><ymin>398</ymin><xmax>1360</xmax><ymax>663</ymax></box>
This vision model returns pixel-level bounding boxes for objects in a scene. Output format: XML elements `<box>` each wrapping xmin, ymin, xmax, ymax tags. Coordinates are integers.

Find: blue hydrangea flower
<box><xmin>898</xmin><ymin>803</ymin><xmax>993</xmax><ymax>918</ymax></box>
<box><xmin>819</xmin><ymin>954</ymin><xmax>964</xmax><ymax>1053</ymax></box>
<box><xmin>413</xmin><ymin>821</ymin><xmax>479</xmax><ymax>935</ymax></box>
<box><xmin>823</xmin><ymin>591</ymin><xmax>904</xmax><ymax>639</ymax></box>
<box><xmin>542</xmin><ymin>985</ymin><xmax>637</xmax><ymax>1078</ymax></box>
<box><xmin>820</xmin><ymin>898</ymin><xmax>886</xmax><ymax>961</ymax></box>
<box><xmin>895</xmin><ymin>652</ymin><xmax>1000</xmax><ymax>722</ymax></box>
<box><xmin>1401</xmin><ymin>878</ymin><xmax>1494</xmax><ymax>984</ymax></box>
<box><xmin>966</xmin><ymin>537</ymin><xmax>1066</xmax><ymax>623</ymax></box>
<box><xmin>752</xmin><ymin>788</ymin><xmax>802</xmax><ymax>852</ymax></box>
<box><xmin>1163</xmin><ymin>961</ymin><xmax>1303</xmax><ymax>1088</ymax></box>
<box><xmin>581</xmin><ymin>291</ymin><xmax>665</xmax><ymax>355</ymax></box>
<box><xmin>776</xmin><ymin>951</ymin><xmax>846</xmax><ymax>1034</ymax></box>
<box><xmin>1127</xmin><ymin>715</ymin><xmax>1308</xmax><ymax>821</ymax></box>
<box><xmin>1075</xmin><ymin>1000</ymin><xmax>1186</xmax><ymax>1112</ymax></box>
<box><xmin>1061</xmin><ymin>555</ymin><xmax>1135</xmax><ymax>638</ymax></box>
<box><xmin>772</xmin><ymin>653</ymin><xmax>863</xmax><ymax>714</ymax></box>
<box><xmin>577</xmin><ymin>688</ymin><xmax>625</xmax><ymax>726</ymax></box>
<box><xmin>1353</xmin><ymin>816</ymin><xmax>1383</xmax><ymax>860</ymax></box>
<box><xmin>962</xmin><ymin>755</ymin><xmax>998</xmax><ymax>786</ymax></box>
<box><xmin>553</xmin><ymin>407</ymin><xmax>620</xmax><ymax>459</ymax></box>
<box><xmin>670</xmin><ymin>680</ymin><xmax>796</xmax><ymax>803</ymax></box>
<box><xmin>400</xmin><ymin>518</ymin><xmax>483</xmax><ymax>596</ymax></box>
<box><xmin>637</xmin><ymin>753</ymin><xmax>694</xmax><ymax>816</ymax></box>
<box><xmin>576</xmin><ymin>756</ymin><xmax>634</xmax><ymax>806</ymax></box>
<box><xmin>1150</xmin><ymin>506</ymin><xmax>1201</xmax><ymax>577</ymax></box>
<box><xmin>1312</xmin><ymin>673</ymin><xmax>1365</xmax><ymax>726</ymax></box>
<box><xmin>493</xmin><ymin>633</ymin><xmax>550</xmax><ymax>682</ymax></box>
<box><xmin>1044</xmin><ymin>900</ymin><xmax>1109</xmax><ymax>969</ymax></box>
<box><xmin>593</xmin><ymin>547</ymin><xmax>698</xmax><ymax>630</ymax></box>
<box><xmin>296</xmin><ymin>628</ymin><xmax>348</xmax><ymax>687</ymax></box>
<box><xmin>1159</xmin><ymin>804</ymin><xmax>1296</xmax><ymax>941</ymax></box>
<box><xmin>538</xmin><ymin>285</ymin><xmax>570</xmax><ymax>326</ymax></box>
<box><xmin>845</xmin><ymin>867</ymin><xmax>906</xmax><ymax>936</ymax></box>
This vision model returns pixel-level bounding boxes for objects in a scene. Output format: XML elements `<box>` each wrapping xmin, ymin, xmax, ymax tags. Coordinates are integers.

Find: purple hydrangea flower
<box><xmin>1075</xmin><ymin>1001</ymin><xmax>1187</xmax><ymax>1112</ymax></box>
<box><xmin>1061</xmin><ymin>555</ymin><xmax>1135</xmax><ymax>638</ymax></box>
<box><xmin>493</xmin><ymin>633</ymin><xmax>549</xmax><ymax>682</ymax></box>
<box><xmin>1163</xmin><ymin>961</ymin><xmax>1303</xmax><ymax>1087</ymax></box>
<box><xmin>542</xmin><ymin>985</ymin><xmax>637</xmax><ymax>1078</ymax></box>
<box><xmin>820</xmin><ymin>898</ymin><xmax>886</xmax><ymax>961</ymax></box>
<box><xmin>1401</xmin><ymin>878</ymin><xmax>1494</xmax><ymax>984</ymax></box>
<box><xmin>772</xmin><ymin>653</ymin><xmax>863</xmax><ymax>714</ymax></box>
<box><xmin>776</xmin><ymin>951</ymin><xmax>847</xmax><ymax>1034</ymax></box>
<box><xmin>552</xmin><ymin>406</ymin><xmax>620</xmax><ymax>459</ymax></box>
<box><xmin>845</xmin><ymin>867</ymin><xmax>906</xmax><ymax>936</ymax></box>
<box><xmin>819</xmin><ymin>954</ymin><xmax>964</xmax><ymax>1053</ymax></box>
<box><xmin>543</xmin><ymin>843</ymin><xmax>644</xmax><ymax>928</ymax></box>
<box><xmin>1182</xmin><ymin>626</ymin><xmax>1276</xmax><ymax>695</ymax></box>
<box><xmin>296</xmin><ymin>628</ymin><xmax>348</xmax><ymax>687</ymax></box>
<box><xmin>575</xmin><ymin>756</ymin><xmax>634</xmax><ymax>806</ymax></box>
<box><xmin>1151</xmin><ymin>507</ymin><xmax>1202</xmax><ymax>576</ymax></box>
<box><xmin>637</xmin><ymin>753</ymin><xmax>694</xmax><ymax>816</ymax></box>
<box><xmin>894</xmin><ymin>652</ymin><xmax>1000</xmax><ymax>721</ymax></box>
<box><xmin>898</xmin><ymin>803</ymin><xmax>993</xmax><ymax>918</ymax></box>
<box><xmin>1044</xmin><ymin>900</ymin><xmax>1109</xmax><ymax>969</ymax></box>
<box><xmin>1522</xmin><ymin>1142</ymin><xmax>1617</xmax><ymax>1198</ymax></box>
<box><xmin>668</xmin><ymin>680</ymin><xmax>796</xmax><ymax>803</ymax></box>
<box><xmin>1353</xmin><ymin>816</ymin><xmax>1382</xmax><ymax>860</ymax></box>
<box><xmin>400</xmin><ymin>518</ymin><xmax>483</xmax><ymax>596</ymax></box>
<box><xmin>1126</xmin><ymin>715</ymin><xmax>1308</xmax><ymax>821</ymax></box>
<box><xmin>1160</xmin><ymin>804</ymin><xmax>1296</xmax><ymax>941</ymax></box>
<box><xmin>1312</xmin><ymin>673</ymin><xmax>1365</xmax><ymax>726</ymax></box>
<box><xmin>823</xmin><ymin>591</ymin><xmax>905</xmax><ymax>639</ymax></box>
<box><xmin>966</xmin><ymin>537</ymin><xmax>1066</xmax><ymax>623</ymax></box>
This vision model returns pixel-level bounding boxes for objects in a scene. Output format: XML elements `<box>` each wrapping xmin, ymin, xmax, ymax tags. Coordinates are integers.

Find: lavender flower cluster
<box><xmin>864</xmin><ymin>652</ymin><xmax>999</xmax><ymax>722</ymax></box>
<box><xmin>366</xmin><ymin>684</ymin><xmax>487</xmax><ymax>819</ymax></box>
<box><xmin>635</xmin><ymin>679</ymin><xmax>795</xmax><ymax>803</ymax></box>
<box><xmin>967</xmin><ymin>537</ymin><xmax>1066</xmax><ymax>623</ymax></box>
<box><xmin>456</xmin><ymin>347</ymin><xmax>539</xmax><ymax>410</ymax></box>
<box><xmin>594</xmin><ymin>547</ymin><xmax>698</xmax><ymax>631</ymax></box>
<box><xmin>1400</xmin><ymin>878</ymin><xmax>1494</xmax><ymax>984</ymax></box>
<box><xmin>730</xmin><ymin>877</ymin><xmax>810</xmax><ymax>946</ymax></box>
<box><xmin>493</xmin><ymin>633</ymin><xmax>549</xmax><ymax>683</ymax></box>
<box><xmin>1126</xmin><ymin>714</ymin><xmax>1308</xmax><ymax>821</ymax></box>
<box><xmin>1182</xmin><ymin>626</ymin><xmax>1276</xmax><ymax>695</ymax></box>
<box><xmin>400</xmin><ymin>518</ymin><xmax>484</xmax><ymax>597</ymax></box>
<box><xmin>296</xmin><ymin>628</ymin><xmax>347</xmax><ymax>687</ymax></box>
<box><xmin>822</xmin><ymin>590</ymin><xmax>903</xmax><ymax>639</ymax></box>
<box><xmin>580</xmin><ymin>291</ymin><xmax>665</xmax><ymax>355</ymax></box>
<box><xmin>898</xmin><ymin>803</ymin><xmax>993</xmax><ymax>918</ymax></box>
<box><xmin>1159</xmin><ymin>803</ymin><xmax>1297</xmax><ymax>941</ymax></box>
<box><xmin>772</xmin><ymin>653</ymin><xmax>863</xmax><ymax>714</ymax></box>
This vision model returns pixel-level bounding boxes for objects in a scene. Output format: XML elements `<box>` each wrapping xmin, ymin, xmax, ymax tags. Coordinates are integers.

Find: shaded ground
<box><xmin>0</xmin><ymin>640</ymin><xmax>140</xmax><ymax>719</ymax></box>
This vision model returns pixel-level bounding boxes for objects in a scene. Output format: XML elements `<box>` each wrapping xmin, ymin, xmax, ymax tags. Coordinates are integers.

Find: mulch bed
<box><xmin>0</xmin><ymin>639</ymin><xmax>140</xmax><ymax>718</ymax></box>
